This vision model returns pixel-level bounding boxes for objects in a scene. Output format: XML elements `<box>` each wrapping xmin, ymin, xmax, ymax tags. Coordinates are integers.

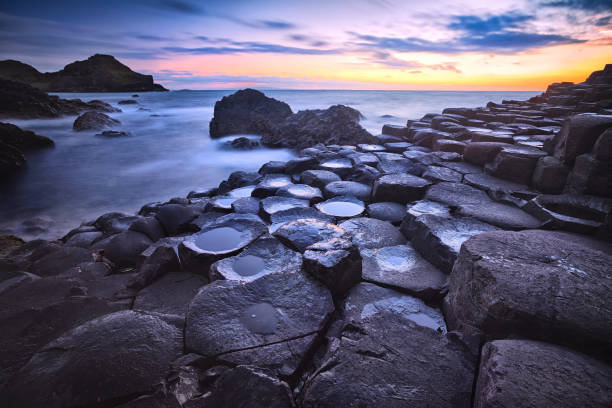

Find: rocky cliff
<box><xmin>0</xmin><ymin>54</ymin><xmax>167</xmax><ymax>92</ymax></box>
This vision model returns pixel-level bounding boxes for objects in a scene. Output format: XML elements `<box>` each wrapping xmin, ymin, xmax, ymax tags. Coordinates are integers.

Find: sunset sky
<box><xmin>1</xmin><ymin>0</ymin><xmax>611</xmax><ymax>90</ymax></box>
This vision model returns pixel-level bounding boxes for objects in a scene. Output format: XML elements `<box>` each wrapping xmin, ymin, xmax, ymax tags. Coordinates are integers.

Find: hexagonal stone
<box><xmin>425</xmin><ymin>181</ymin><xmax>491</xmax><ymax>206</ymax></box>
<box><xmin>463</xmin><ymin>172</ymin><xmax>532</xmax><ymax>196</ymax></box>
<box><xmin>457</xmin><ymin>201</ymin><xmax>541</xmax><ymax>230</ymax></box>
<box><xmin>301</xmin><ymin>309</ymin><xmax>475</xmax><ymax>407</ymax></box>
<box><xmin>273</xmin><ymin>219</ymin><xmax>346</xmax><ymax>252</ymax></box>
<box><xmin>268</xmin><ymin>207</ymin><xmax>334</xmax><ymax>233</ymax></box>
<box><xmin>410</xmin><ymin>215</ymin><xmax>498</xmax><ymax>273</ymax></box>
<box><xmin>179</xmin><ymin>214</ymin><xmax>267</xmax><ymax>274</ymax></box>
<box><xmin>185</xmin><ymin>271</ymin><xmax>333</xmax><ymax>357</ymax></box>
<box><xmin>474</xmin><ymin>340</ymin><xmax>612</xmax><ymax>408</ymax></box>
<box><xmin>315</xmin><ymin>196</ymin><xmax>365</xmax><ymax>219</ymax></box>
<box><xmin>232</xmin><ymin>197</ymin><xmax>261</xmax><ymax>214</ymax></box>
<box><xmin>377</xmin><ymin>158</ymin><xmax>424</xmax><ymax>175</ymax></box>
<box><xmin>259</xmin><ymin>196</ymin><xmax>310</xmax><ymax>220</ymax></box>
<box><xmin>304</xmin><ymin>238</ymin><xmax>362</xmax><ymax>298</ymax></box>
<box><xmin>361</xmin><ymin>244</ymin><xmax>447</xmax><ymax>301</ymax></box>
<box><xmin>422</xmin><ymin>165</ymin><xmax>463</xmax><ymax>183</ymax></box>
<box><xmin>371</xmin><ymin>173</ymin><xmax>431</xmax><ymax>204</ymax></box>
<box><xmin>285</xmin><ymin>156</ymin><xmax>318</xmax><ymax>174</ymax></box>
<box><xmin>447</xmin><ymin>230</ymin><xmax>612</xmax><ymax>357</ymax></box>
<box><xmin>323</xmin><ymin>181</ymin><xmax>372</xmax><ymax>201</ymax></box>
<box><xmin>210</xmin><ymin>235</ymin><xmax>302</xmax><ymax>282</ymax></box>
<box><xmin>339</xmin><ymin>217</ymin><xmax>406</xmax><ymax>250</ymax></box>
<box><xmin>366</xmin><ymin>202</ymin><xmax>405</xmax><ymax>224</ymax></box>
<box><xmin>401</xmin><ymin>200</ymin><xmax>451</xmax><ymax>239</ymax></box>
<box><xmin>132</xmin><ymin>272</ymin><xmax>207</xmax><ymax>317</ymax></box>
<box><xmin>343</xmin><ymin>282</ymin><xmax>446</xmax><ymax>332</ymax></box>
<box><xmin>199</xmin><ymin>366</ymin><xmax>295</xmax><ymax>408</ymax></box>
<box><xmin>252</xmin><ymin>174</ymin><xmax>293</xmax><ymax>198</ymax></box>
<box><xmin>3</xmin><ymin>310</ymin><xmax>183</xmax><ymax>408</ymax></box>
<box><xmin>318</xmin><ymin>158</ymin><xmax>353</xmax><ymax>177</ymax></box>
<box><xmin>300</xmin><ymin>170</ymin><xmax>341</xmax><ymax>189</ymax></box>
<box><xmin>276</xmin><ymin>183</ymin><xmax>323</xmax><ymax>204</ymax></box>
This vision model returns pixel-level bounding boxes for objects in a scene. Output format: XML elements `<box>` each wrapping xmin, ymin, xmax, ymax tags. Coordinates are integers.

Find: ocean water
<box><xmin>0</xmin><ymin>89</ymin><xmax>539</xmax><ymax>240</ymax></box>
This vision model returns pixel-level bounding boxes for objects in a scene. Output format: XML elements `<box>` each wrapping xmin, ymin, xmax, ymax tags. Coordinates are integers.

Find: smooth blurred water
<box><xmin>0</xmin><ymin>89</ymin><xmax>538</xmax><ymax>240</ymax></box>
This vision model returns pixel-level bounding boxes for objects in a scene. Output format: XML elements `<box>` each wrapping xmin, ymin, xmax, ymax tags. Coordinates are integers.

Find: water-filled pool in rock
<box><xmin>241</xmin><ymin>302</ymin><xmax>279</xmax><ymax>334</ymax></box>
<box><xmin>194</xmin><ymin>227</ymin><xmax>244</xmax><ymax>252</ymax></box>
<box><xmin>317</xmin><ymin>200</ymin><xmax>364</xmax><ymax>217</ymax></box>
<box><xmin>233</xmin><ymin>255</ymin><xmax>266</xmax><ymax>277</ymax></box>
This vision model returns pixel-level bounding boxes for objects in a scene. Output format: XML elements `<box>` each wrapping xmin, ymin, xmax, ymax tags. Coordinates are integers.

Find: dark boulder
<box><xmin>0</xmin><ymin>141</ymin><xmax>25</xmax><ymax>175</ymax></box>
<box><xmin>564</xmin><ymin>153</ymin><xmax>612</xmax><ymax>197</ymax></box>
<box><xmin>474</xmin><ymin>340</ymin><xmax>612</xmax><ymax>408</ymax></box>
<box><xmin>425</xmin><ymin>181</ymin><xmax>491</xmax><ymax>207</ymax></box>
<box><xmin>209</xmin><ymin>89</ymin><xmax>292</xmax><ymax>138</ymax></box>
<box><xmin>229</xmin><ymin>136</ymin><xmax>260</xmax><ymax>150</ymax></box>
<box><xmin>185</xmin><ymin>271</ymin><xmax>333</xmax><ymax>357</ymax></box>
<box><xmin>446</xmin><ymin>230</ymin><xmax>612</xmax><ymax>359</ymax></box>
<box><xmin>262</xmin><ymin>105</ymin><xmax>377</xmax><ymax>149</ymax></box>
<box><xmin>0</xmin><ymin>122</ymin><xmax>54</xmax><ymax>151</ymax></box>
<box><xmin>73</xmin><ymin>111</ymin><xmax>120</xmax><ymax>131</ymax></box>
<box><xmin>552</xmin><ymin>114</ymin><xmax>612</xmax><ymax>164</ymax></box>
<box><xmin>485</xmin><ymin>145</ymin><xmax>546</xmax><ymax>185</ymax></box>
<box><xmin>531</xmin><ymin>155</ymin><xmax>571</xmax><ymax>194</ymax></box>
<box><xmin>464</xmin><ymin>142</ymin><xmax>511</xmax><ymax>166</ymax></box>
<box><xmin>0</xmin><ymin>78</ymin><xmax>118</xmax><ymax>119</ymax></box>
<box><xmin>155</xmin><ymin>204</ymin><xmax>199</xmax><ymax>235</ymax></box>
<box><xmin>301</xmin><ymin>310</ymin><xmax>475</xmax><ymax>407</ymax></box>
<box><xmin>197</xmin><ymin>366</ymin><xmax>295</xmax><ymax>408</ymax></box>
<box><xmin>95</xmin><ymin>130</ymin><xmax>130</xmax><ymax>138</ymax></box>
<box><xmin>118</xmin><ymin>99</ymin><xmax>138</xmax><ymax>105</ymax></box>
<box><xmin>2</xmin><ymin>310</ymin><xmax>183</xmax><ymax>408</ymax></box>
<box><xmin>94</xmin><ymin>230</ymin><xmax>152</xmax><ymax>268</ymax></box>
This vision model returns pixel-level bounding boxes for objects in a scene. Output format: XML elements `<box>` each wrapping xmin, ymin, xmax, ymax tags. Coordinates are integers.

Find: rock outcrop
<box><xmin>209</xmin><ymin>89</ymin><xmax>376</xmax><ymax>148</ymax></box>
<box><xmin>0</xmin><ymin>54</ymin><xmax>167</xmax><ymax>92</ymax></box>
<box><xmin>0</xmin><ymin>122</ymin><xmax>54</xmax><ymax>175</ymax></box>
<box><xmin>0</xmin><ymin>78</ymin><xmax>118</xmax><ymax>119</ymax></box>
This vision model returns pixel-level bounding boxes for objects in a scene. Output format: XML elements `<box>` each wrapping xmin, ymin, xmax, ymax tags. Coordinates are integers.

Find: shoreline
<box><xmin>1</xmin><ymin>65</ymin><xmax>611</xmax><ymax>406</ymax></box>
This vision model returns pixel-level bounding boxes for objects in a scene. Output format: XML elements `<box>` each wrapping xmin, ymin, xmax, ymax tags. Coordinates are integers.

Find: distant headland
<box><xmin>0</xmin><ymin>54</ymin><xmax>167</xmax><ymax>93</ymax></box>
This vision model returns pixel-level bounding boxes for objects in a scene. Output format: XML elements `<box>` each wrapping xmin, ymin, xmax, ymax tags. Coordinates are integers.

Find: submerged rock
<box><xmin>73</xmin><ymin>111</ymin><xmax>120</xmax><ymax>131</ymax></box>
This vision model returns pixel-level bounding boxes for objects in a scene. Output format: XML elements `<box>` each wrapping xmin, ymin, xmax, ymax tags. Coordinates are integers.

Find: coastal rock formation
<box><xmin>209</xmin><ymin>89</ymin><xmax>293</xmax><ymax>138</ymax></box>
<box><xmin>1</xmin><ymin>65</ymin><xmax>612</xmax><ymax>407</ymax></box>
<box><xmin>262</xmin><ymin>105</ymin><xmax>377</xmax><ymax>149</ymax></box>
<box><xmin>209</xmin><ymin>89</ymin><xmax>376</xmax><ymax>148</ymax></box>
<box><xmin>0</xmin><ymin>54</ymin><xmax>167</xmax><ymax>92</ymax></box>
<box><xmin>73</xmin><ymin>111</ymin><xmax>120</xmax><ymax>131</ymax></box>
<box><xmin>0</xmin><ymin>122</ymin><xmax>54</xmax><ymax>175</ymax></box>
<box><xmin>0</xmin><ymin>78</ymin><xmax>118</xmax><ymax>119</ymax></box>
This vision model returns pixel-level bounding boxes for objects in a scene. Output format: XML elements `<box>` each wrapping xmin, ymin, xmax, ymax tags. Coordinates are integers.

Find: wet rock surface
<box><xmin>361</xmin><ymin>244</ymin><xmax>447</xmax><ymax>300</ymax></box>
<box><xmin>185</xmin><ymin>271</ymin><xmax>333</xmax><ymax>357</ymax></box>
<box><xmin>3</xmin><ymin>66</ymin><xmax>612</xmax><ymax>407</ymax></box>
<box><xmin>447</xmin><ymin>230</ymin><xmax>612</xmax><ymax>358</ymax></box>
<box><xmin>210</xmin><ymin>234</ymin><xmax>302</xmax><ymax>282</ymax></box>
<box><xmin>301</xmin><ymin>311</ymin><xmax>474</xmax><ymax>407</ymax></box>
<box><xmin>73</xmin><ymin>111</ymin><xmax>120</xmax><ymax>131</ymax></box>
<box><xmin>3</xmin><ymin>310</ymin><xmax>183</xmax><ymax>408</ymax></box>
<box><xmin>474</xmin><ymin>340</ymin><xmax>612</xmax><ymax>408</ymax></box>
<box><xmin>339</xmin><ymin>217</ymin><xmax>407</xmax><ymax>249</ymax></box>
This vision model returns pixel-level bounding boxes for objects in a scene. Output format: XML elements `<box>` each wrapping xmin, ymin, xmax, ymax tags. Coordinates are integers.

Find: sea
<box><xmin>0</xmin><ymin>89</ymin><xmax>539</xmax><ymax>240</ymax></box>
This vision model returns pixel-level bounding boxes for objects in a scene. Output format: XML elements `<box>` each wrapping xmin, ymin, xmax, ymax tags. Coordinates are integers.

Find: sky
<box><xmin>0</xmin><ymin>0</ymin><xmax>611</xmax><ymax>90</ymax></box>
